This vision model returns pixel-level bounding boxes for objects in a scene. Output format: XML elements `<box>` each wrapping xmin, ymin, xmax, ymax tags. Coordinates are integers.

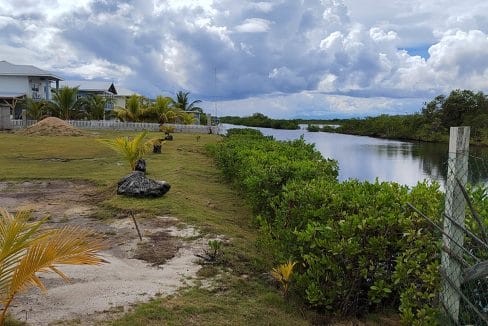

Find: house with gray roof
<box><xmin>0</xmin><ymin>61</ymin><xmax>62</xmax><ymax>117</ymax></box>
<box><xmin>60</xmin><ymin>80</ymin><xmax>119</xmax><ymax>113</ymax></box>
<box><xmin>59</xmin><ymin>80</ymin><xmax>117</xmax><ymax>97</ymax></box>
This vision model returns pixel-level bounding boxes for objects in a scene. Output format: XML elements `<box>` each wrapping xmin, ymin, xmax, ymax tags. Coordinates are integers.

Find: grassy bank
<box><xmin>0</xmin><ymin>130</ymin><xmax>396</xmax><ymax>325</ymax></box>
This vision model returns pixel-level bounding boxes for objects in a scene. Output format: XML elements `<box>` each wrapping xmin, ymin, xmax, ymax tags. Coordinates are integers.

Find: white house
<box><xmin>0</xmin><ymin>61</ymin><xmax>62</xmax><ymax>117</ymax></box>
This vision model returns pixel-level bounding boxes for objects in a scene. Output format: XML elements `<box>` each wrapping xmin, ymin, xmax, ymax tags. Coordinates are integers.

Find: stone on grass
<box><xmin>117</xmin><ymin>171</ymin><xmax>170</xmax><ymax>197</ymax></box>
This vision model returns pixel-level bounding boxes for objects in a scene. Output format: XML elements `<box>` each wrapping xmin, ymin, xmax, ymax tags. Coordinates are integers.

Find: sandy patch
<box><xmin>1</xmin><ymin>180</ymin><xmax>213</xmax><ymax>325</ymax></box>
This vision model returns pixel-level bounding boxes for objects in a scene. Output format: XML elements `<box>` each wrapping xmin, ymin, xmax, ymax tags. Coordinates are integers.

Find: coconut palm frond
<box><xmin>9</xmin><ymin>226</ymin><xmax>106</xmax><ymax>296</ymax></box>
<box><xmin>0</xmin><ymin>209</ymin><xmax>108</xmax><ymax>324</ymax></box>
<box><xmin>98</xmin><ymin>131</ymin><xmax>149</xmax><ymax>170</ymax></box>
<box><xmin>0</xmin><ymin>208</ymin><xmax>47</xmax><ymax>291</ymax></box>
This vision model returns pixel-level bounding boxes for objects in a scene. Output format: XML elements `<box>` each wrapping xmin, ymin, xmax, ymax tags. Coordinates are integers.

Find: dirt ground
<box><xmin>0</xmin><ymin>180</ymin><xmax>214</xmax><ymax>325</ymax></box>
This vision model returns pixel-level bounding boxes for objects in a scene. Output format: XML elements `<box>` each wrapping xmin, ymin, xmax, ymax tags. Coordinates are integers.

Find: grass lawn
<box><xmin>0</xmin><ymin>130</ymin><xmax>398</xmax><ymax>325</ymax></box>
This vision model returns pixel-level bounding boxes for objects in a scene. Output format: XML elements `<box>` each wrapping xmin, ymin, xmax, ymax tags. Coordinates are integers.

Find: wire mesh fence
<box><xmin>409</xmin><ymin>127</ymin><xmax>488</xmax><ymax>325</ymax></box>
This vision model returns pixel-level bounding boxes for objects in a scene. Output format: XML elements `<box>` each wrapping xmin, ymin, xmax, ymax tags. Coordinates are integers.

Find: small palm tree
<box><xmin>0</xmin><ymin>208</ymin><xmax>107</xmax><ymax>325</ymax></box>
<box><xmin>49</xmin><ymin>86</ymin><xmax>82</xmax><ymax>120</ymax></box>
<box><xmin>271</xmin><ymin>260</ymin><xmax>297</xmax><ymax>296</ymax></box>
<box><xmin>174</xmin><ymin>91</ymin><xmax>203</xmax><ymax>112</ymax></box>
<box><xmin>85</xmin><ymin>95</ymin><xmax>110</xmax><ymax>120</ymax></box>
<box><xmin>98</xmin><ymin>131</ymin><xmax>151</xmax><ymax>170</ymax></box>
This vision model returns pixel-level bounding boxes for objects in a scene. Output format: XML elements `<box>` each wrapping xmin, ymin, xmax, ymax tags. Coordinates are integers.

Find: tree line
<box><xmin>19</xmin><ymin>88</ymin><xmax>206</xmax><ymax>125</ymax></box>
<box><xmin>220</xmin><ymin>113</ymin><xmax>300</xmax><ymax>130</ymax></box>
<box><xmin>315</xmin><ymin>89</ymin><xmax>488</xmax><ymax>145</ymax></box>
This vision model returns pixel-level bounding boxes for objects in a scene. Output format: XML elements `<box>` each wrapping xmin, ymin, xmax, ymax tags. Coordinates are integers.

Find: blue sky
<box><xmin>1</xmin><ymin>0</ymin><xmax>487</xmax><ymax>119</ymax></box>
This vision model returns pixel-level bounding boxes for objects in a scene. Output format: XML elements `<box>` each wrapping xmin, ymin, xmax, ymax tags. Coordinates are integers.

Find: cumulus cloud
<box><xmin>235</xmin><ymin>18</ymin><xmax>272</xmax><ymax>33</ymax></box>
<box><xmin>0</xmin><ymin>0</ymin><xmax>487</xmax><ymax>118</ymax></box>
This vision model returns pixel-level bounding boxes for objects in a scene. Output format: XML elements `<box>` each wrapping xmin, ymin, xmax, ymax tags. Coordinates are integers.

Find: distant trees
<box><xmin>220</xmin><ymin>113</ymin><xmax>300</xmax><ymax>130</ymax></box>
<box><xmin>113</xmin><ymin>92</ymin><xmax>202</xmax><ymax>125</ymax></box>
<box><xmin>19</xmin><ymin>88</ymin><xmax>205</xmax><ymax>125</ymax></box>
<box><xmin>334</xmin><ymin>89</ymin><xmax>488</xmax><ymax>144</ymax></box>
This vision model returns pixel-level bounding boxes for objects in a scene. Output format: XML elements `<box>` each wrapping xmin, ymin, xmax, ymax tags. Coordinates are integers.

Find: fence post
<box><xmin>440</xmin><ymin>126</ymin><xmax>470</xmax><ymax>324</ymax></box>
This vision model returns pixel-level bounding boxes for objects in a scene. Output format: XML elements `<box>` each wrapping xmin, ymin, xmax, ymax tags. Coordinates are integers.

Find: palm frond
<box><xmin>8</xmin><ymin>226</ymin><xmax>106</xmax><ymax>296</ymax></box>
<box><xmin>98</xmin><ymin>131</ymin><xmax>149</xmax><ymax>170</ymax></box>
<box><xmin>0</xmin><ymin>208</ymin><xmax>108</xmax><ymax>324</ymax></box>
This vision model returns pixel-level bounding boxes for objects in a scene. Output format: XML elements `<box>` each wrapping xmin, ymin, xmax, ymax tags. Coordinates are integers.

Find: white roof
<box><xmin>60</xmin><ymin>80</ymin><xmax>117</xmax><ymax>94</ymax></box>
<box><xmin>0</xmin><ymin>61</ymin><xmax>62</xmax><ymax>80</ymax></box>
<box><xmin>115</xmin><ymin>87</ymin><xmax>138</xmax><ymax>97</ymax></box>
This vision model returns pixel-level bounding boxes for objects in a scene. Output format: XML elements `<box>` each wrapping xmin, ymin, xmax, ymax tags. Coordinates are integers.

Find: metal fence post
<box><xmin>440</xmin><ymin>126</ymin><xmax>470</xmax><ymax>323</ymax></box>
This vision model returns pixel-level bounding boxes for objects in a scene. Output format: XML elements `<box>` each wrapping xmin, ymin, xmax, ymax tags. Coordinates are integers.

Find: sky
<box><xmin>1</xmin><ymin>0</ymin><xmax>487</xmax><ymax>119</ymax></box>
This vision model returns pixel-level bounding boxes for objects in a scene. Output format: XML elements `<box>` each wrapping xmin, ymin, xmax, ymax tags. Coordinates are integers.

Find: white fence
<box><xmin>10</xmin><ymin>119</ymin><xmax>220</xmax><ymax>134</ymax></box>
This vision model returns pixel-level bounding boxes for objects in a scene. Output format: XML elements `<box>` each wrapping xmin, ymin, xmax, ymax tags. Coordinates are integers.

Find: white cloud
<box><xmin>0</xmin><ymin>0</ymin><xmax>487</xmax><ymax>118</ymax></box>
<box><xmin>235</xmin><ymin>18</ymin><xmax>272</xmax><ymax>33</ymax></box>
<box><xmin>249</xmin><ymin>2</ymin><xmax>274</xmax><ymax>13</ymax></box>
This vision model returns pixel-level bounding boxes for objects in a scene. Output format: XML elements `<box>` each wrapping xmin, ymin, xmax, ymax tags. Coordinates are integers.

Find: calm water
<box><xmin>221</xmin><ymin>124</ymin><xmax>488</xmax><ymax>187</ymax></box>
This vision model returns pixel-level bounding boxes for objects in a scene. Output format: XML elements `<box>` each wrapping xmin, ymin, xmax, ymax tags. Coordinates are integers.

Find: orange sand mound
<box><xmin>18</xmin><ymin>117</ymin><xmax>84</xmax><ymax>136</ymax></box>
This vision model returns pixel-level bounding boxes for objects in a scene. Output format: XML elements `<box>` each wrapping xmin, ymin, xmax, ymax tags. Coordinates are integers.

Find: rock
<box><xmin>117</xmin><ymin>171</ymin><xmax>171</xmax><ymax>197</ymax></box>
<box><xmin>153</xmin><ymin>144</ymin><xmax>162</xmax><ymax>153</ymax></box>
<box><xmin>134</xmin><ymin>159</ymin><xmax>146</xmax><ymax>172</ymax></box>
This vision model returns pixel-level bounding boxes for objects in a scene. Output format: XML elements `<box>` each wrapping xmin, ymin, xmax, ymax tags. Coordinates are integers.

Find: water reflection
<box><xmin>221</xmin><ymin>124</ymin><xmax>488</xmax><ymax>187</ymax></box>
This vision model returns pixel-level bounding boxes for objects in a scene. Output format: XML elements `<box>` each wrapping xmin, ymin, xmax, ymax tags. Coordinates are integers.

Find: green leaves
<box><xmin>98</xmin><ymin>131</ymin><xmax>151</xmax><ymax>171</ymax></box>
<box><xmin>209</xmin><ymin>131</ymin><xmax>449</xmax><ymax>321</ymax></box>
<box><xmin>50</xmin><ymin>86</ymin><xmax>83</xmax><ymax>120</ymax></box>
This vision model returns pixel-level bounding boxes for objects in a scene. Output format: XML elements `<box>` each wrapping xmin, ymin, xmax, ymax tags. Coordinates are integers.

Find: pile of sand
<box><xmin>18</xmin><ymin>117</ymin><xmax>84</xmax><ymax>136</ymax></box>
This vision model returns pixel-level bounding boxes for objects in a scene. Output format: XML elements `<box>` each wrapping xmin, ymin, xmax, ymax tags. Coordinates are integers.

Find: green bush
<box><xmin>306</xmin><ymin>124</ymin><xmax>320</xmax><ymax>132</ymax></box>
<box><xmin>209</xmin><ymin>131</ymin><xmax>338</xmax><ymax>217</ymax></box>
<box><xmin>208</xmin><ymin>132</ymin><xmax>450</xmax><ymax>323</ymax></box>
<box><xmin>225</xmin><ymin>128</ymin><xmax>264</xmax><ymax>138</ymax></box>
<box><xmin>269</xmin><ymin>178</ymin><xmax>443</xmax><ymax>318</ymax></box>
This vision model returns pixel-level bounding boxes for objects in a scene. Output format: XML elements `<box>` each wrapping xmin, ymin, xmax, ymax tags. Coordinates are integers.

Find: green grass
<box><xmin>112</xmin><ymin>276</ymin><xmax>311</xmax><ymax>326</ymax></box>
<box><xmin>0</xmin><ymin>130</ymin><xmax>305</xmax><ymax>325</ymax></box>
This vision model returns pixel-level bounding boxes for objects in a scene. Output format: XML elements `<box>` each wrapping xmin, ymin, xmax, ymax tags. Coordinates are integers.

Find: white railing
<box><xmin>10</xmin><ymin>119</ymin><xmax>220</xmax><ymax>134</ymax></box>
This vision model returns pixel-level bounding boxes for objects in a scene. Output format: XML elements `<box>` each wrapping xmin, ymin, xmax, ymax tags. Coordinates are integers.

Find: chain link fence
<box><xmin>409</xmin><ymin>127</ymin><xmax>488</xmax><ymax>325</ymax></box>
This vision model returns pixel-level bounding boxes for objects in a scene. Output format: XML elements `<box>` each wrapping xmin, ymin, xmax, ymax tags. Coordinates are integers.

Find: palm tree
<box><xmin>114</xmin><ymin>95</ymin><xmax>146</xmax><ymax>122</ymax></box>
<box><xmin>141</xmin><ymin>96</ymin><xmax>174</xmax><ymax>123</ymax></box>
<box><xmin>98</xmin><ymin>131</ymin><xmax>151</xmax><ymax>171</ymax></box>
<box><xmin>174</xmin><ymin>91</ymin><xmax>203</xmax><ymax>112</ymax></box>
<box><xmin>85</xmin><ymin>95</ymin><xmax>110</xmax><ymax>120</ymax></box>
<box><xmin>21</xmin><ymin>98</ymin><xmax>47</xmax><ymax>121</ymax></box>
<box><xmin>0</xmin><ymin>208</ymin><xmax>107</xmax><ymax>325</ymax></box>
<box><xmin>180</xmin><ymin>112</ymin><xmax>197</xmax><ymax>125</ymax></box>
<box><xmin>49</xmin><ymin>86</ymin><xmax>82</xmax><ymax>120</ymax></box>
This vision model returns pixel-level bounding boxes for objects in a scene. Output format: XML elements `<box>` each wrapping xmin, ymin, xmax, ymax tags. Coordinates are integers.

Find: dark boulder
<box><xmin>134</xmin><ymin>158</ymin><xmax>146</xmax><ymax>172</ymax></box>
<box><xmin>153</xmin><ymin>143</ymin><xmax>162</xmax><ymax>153</ymax></box>
<box><xmin>117</xmin><ymin>171</ymin><xmax>171</xmax><ymax>197</ymax></box>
